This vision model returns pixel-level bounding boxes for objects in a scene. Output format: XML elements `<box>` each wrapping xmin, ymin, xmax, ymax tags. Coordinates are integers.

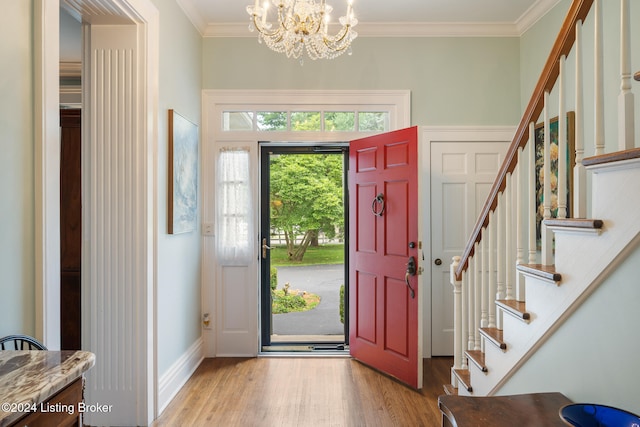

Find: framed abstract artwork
<box><xmin>168</xmin><ymin>109</ymin><xmax>198</xmax><ymax>234</ymax></box>
<box><xmin>534</xmin><ymin>111</ymin><xmax>575</xmax><ymax>248</ymax></box>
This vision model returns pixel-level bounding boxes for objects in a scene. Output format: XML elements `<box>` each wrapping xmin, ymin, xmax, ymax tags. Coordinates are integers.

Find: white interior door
<box><xmin>430</xmin><ymin>140</ymin><xmax>509</xmax><ymax>356</ymax></box>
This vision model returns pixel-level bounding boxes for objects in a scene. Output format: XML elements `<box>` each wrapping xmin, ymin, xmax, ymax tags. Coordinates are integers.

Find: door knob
<box><xmin>434</xmin><ymin>258</ymin><xmax>442</xmax><ymax>266</ymax></box>
<box><xmin>262</xmin><ymin>238</ymin><xmax>272</xmax><ymax>259</ymax></box>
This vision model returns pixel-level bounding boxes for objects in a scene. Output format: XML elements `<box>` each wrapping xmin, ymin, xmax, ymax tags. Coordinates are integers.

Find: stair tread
<box><xmin>496</xmin><ymin>299</ymin><xmax>530</xmax><ymax>321</ymax></box>
<box><xmin>517</xmin><ymin>264</ymin><xmax>562</xmax><ymax>283</ymax></box>
<box><xmin>543</xmin><ymin>218</ymin><xmax>604</xmax><ymax>229</ymax></box>
<box><xmin>443</xmin><ymin>384</ymin><xmax>458</xmax><ymax>396</ymax></box>
<box><xmin>453</xmin><ymin>368</ymin><xmax>473</xmax><ymax>393</ymax></box>
<box><xmin>479</xmin><ymin>327</ymin><xmax>507</xmax><ymax>350</ymax></box>
<box><xmin>465</xmin><ymin>350</ymin><xmax>487</xmax><ymax>372</ymax></box>
<box><xmin>583</xmin><ymin>147</ymin><xmax>640</xmax><ymax>167</ymax></box>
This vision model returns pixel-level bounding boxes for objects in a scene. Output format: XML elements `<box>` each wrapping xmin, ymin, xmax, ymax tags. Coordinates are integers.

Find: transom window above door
<box><xmin>222</xmin><ymin>110</ymin><xmax>390</xmax><ymax>133</ymax></box>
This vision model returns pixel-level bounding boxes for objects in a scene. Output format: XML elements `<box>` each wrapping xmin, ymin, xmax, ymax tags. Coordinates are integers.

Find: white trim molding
<box><xmin>184</xmin><ymin>0</ymin><xmax>562</xmax><ymax>38</ymax></box>
<box><xmin>35</xmin><ymin>0</ymin><xmax>61</xmax><ymax>349</ymax></box>
<box><xmin>58</xmin><ymin>0</ymin><xmax>159</xmax><ymax>425</ymax></box>
<box><xmin>157</xmin><ymin>337</ymin><xmax>204</xmax><ymax>415</ymax></box>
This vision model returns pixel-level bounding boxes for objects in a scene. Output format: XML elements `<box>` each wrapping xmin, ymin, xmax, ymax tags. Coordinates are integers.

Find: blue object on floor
<box><xmin>560</xmin><ymin>403</ymin><xmax>640</xmax><ymax>427</ymax></box>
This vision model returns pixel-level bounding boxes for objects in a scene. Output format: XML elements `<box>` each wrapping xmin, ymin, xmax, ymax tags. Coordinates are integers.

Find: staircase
<box><xmin>445</xmin><ymin>0</ymin><xmax>640</xmax><ymax>401</ymax></box>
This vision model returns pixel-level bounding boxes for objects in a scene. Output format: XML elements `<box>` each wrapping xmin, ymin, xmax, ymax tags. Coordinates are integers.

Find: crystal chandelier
<box><xmin>246</xmin><ymin>0</ymin><xmax>358</xmax><ymax>63</ymax></box>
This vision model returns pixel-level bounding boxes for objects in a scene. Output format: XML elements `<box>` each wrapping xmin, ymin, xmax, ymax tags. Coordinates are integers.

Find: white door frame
<box><xmin>420</xmin><ymin>126</ymin><xmax>515</xmax><ymax>357</ymax></box>
<box><xmin>202</xmin><ymin>89</ymin><xmax>411</xmax><ymax>357</ymax></box>
<box><xmin>34</xmin><ymin>0</ymin><xmax>62</xmax><ymax>349</ymax></box>
<box><xmin>38</xmin><ymin>0</ymin><xmax>159</xmax><ymax>424</ymax></box>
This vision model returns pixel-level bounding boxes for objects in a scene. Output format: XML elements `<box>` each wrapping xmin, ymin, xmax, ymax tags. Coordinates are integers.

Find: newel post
<box><xmin>450</xmin><ymin>256</ymin><xmax>462</xmax><ymax>377</ymax></box>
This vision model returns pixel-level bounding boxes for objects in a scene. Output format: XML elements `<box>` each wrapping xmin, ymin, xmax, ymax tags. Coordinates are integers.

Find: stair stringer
<box><xmin>467</xmin><ymin>158</ymin><xmax>640</xmax><ymax>396</ymax></box>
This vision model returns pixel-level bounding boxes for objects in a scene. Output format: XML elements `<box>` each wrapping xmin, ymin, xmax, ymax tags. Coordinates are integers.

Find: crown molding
<box><xmin>186</xmin><ymin>0</ymin><xmax>560</xmax><ymax>38</ymax></box>
<box><xmin>357</xmin><ymin>22</ymin><xmax>520</xmax><ymax>37</ymax></box>
<box><xmin>203</xmin><ymin>21</ymin><xmax>523</xmax><ymax>38</ymax></box>
<box><xmin>177</xmin><ymin>0</ymin><xmax>207</xmax><ymax>36</ymax></box>
<box><xmin>515</xmin><ymin>0</ymin><xmax>563</xmax><ymax>35</ymax></box>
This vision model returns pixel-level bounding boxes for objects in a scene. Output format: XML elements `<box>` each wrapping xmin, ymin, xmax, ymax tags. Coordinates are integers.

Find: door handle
<box><xmin>371</xmin><ymin>193</ymin><xmax>385</xmax><ymax>217</ymax></box>
<box><xmin>262</xmin><ymin>238</ymin><xmax>272</xmax><ymax>259</ymax></box>
<box><xmin>405</xmin><ymin>256</ymin><xmax>416</xmax><ymax>299</ymax></box>
<box><xmin>406</xmin><ymin>256</ymin><xmax>417</xmax><ymax>276</ymax></box>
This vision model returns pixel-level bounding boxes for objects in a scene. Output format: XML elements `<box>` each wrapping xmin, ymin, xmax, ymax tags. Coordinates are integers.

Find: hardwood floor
<box><xmin>153</xmin><ymin>356</ymin><xmax>452</xmax><ymax>427</ymax></box>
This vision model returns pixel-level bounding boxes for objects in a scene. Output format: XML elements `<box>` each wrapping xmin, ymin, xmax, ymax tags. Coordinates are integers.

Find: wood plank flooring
<box><xmin>153</xmin><ymin>356</ymin><xmax>452</xmax><ymax>427</ymax></box>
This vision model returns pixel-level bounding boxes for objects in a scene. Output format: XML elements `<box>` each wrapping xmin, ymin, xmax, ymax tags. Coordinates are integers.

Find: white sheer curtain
<box><xmin>216</xmin><ymin>147</ymin><xmax>253</xmax><ymax>265</ymax></box>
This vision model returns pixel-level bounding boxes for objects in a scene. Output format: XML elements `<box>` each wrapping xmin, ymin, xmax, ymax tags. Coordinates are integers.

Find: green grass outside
<box><xmin>270</xmin><ymin>243</ymin><xmax>344</xmax><ymax>267</ymax></box>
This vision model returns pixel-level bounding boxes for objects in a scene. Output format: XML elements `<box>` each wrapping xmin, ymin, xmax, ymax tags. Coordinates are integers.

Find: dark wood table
<box><xmin>438</xmin><ymin>392</ymin><xmax>572</xmax><ymax>427</ymax></box>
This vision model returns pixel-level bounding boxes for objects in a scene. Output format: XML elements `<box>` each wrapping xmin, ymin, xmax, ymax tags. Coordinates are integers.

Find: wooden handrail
<box><xmin>455</xmin><ymin>0</ymin><xmax>594</xmax><ymax>279</ymax></box>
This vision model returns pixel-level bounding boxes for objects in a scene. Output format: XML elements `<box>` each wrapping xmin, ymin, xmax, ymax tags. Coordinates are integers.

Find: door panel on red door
<box><xmin>355</xmin><ymin>271</ymin><xmax>377</xmax><ymax>344</ymax></box>
<box><xmin>384</xmin><ymin>180</ymin><xmax>409</xmax><ymax>257</ymax></box>
<box><xmin>349</xmin><ymin>126</ymin><xmax>422</xmax><ymax>389</ymax></box>
<box><xmin>384</xmin><ymin>277</ymin><xmax>409</xmax><ymax>356</ymax></box>
<box><xmin>356</xmin><ymin>183</ymin><xmax>377</xmax><ymax>254</ymax></box>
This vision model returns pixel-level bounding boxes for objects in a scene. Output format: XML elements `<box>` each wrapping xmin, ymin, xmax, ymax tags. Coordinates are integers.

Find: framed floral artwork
<box><xmin>534</xmin><ymin>111</ymin><xmax>575</xmax><ymax>248</ymax></box>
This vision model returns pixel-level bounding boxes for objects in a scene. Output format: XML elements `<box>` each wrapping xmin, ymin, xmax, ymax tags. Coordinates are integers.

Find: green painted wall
<box><xmin>154</xmin><ymin>0</ymin><xmax>203</xmax><ymax>377</ymax></box>
<box><xmin>0</xmin><ymin>0</ymin><xmax>35</xmax><ymax>338</ymax></box>
<box><xmin>202</xmin><ymin>36</ymin><xmax>522</xmax><ymax>126</ymax></box>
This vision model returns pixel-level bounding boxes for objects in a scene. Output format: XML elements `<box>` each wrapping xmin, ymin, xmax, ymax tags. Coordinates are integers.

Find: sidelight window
<box><xmin>216</xmin><ymin>147</ymin><xmax>253</xmax><ymax>265</ymax></box>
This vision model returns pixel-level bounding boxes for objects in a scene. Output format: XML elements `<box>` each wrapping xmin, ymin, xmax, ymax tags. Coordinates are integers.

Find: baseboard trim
<box><xmin>157</xmin><ymin>336</ymin><xmax>204</xmax><ymax>416</ymax></box>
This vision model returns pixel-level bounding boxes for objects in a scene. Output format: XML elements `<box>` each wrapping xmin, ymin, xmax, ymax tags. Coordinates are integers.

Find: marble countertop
<box><xmin>0</xmin><ymin>350</ymin><xmax>95</xmax><ymax>426</ymax></box>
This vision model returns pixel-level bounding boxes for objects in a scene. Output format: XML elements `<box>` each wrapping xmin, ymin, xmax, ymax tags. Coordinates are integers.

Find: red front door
<box><xmin>349</xmin><ymin>126</ymin><xmax>422</xmax><ymax>389</ymax></box>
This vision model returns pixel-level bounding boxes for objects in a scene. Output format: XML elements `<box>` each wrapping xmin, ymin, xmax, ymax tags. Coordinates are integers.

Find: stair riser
<box><xmin>521</xmin><ymin>275</ymin><xmax>560</xmax><ymax>322</ymax></box>
<box><xmin>470</xmin><ymin>341</ymin><xmax>510</xmax><ymax>396</ymax></box>
<box><xmin>550</xmin><ymin>228</ymin><xmax>601</xmax><ymax>272</ymax></box>
<box><xmin>457</xmin><ymin>386</ymin><xmax>473</xmax><ymax>397</ymax></box>
<box><xmin>501</xmin><ymin>313</ymin><xmax>531</xmax><ymax>350</ymax></box>
<box><xmin>589</xmin><ymin>158</ymin><xmax>640</xmax><ymax>219</ymax></box>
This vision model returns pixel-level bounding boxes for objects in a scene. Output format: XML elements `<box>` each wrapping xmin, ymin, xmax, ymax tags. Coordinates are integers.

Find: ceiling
<box><xmin>178</xmin><ymin>0</ymin><xmax>562</xmax><ymax>37</ymax></box>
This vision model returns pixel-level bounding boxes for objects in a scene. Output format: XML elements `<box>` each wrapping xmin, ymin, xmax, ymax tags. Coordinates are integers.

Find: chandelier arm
<box><xmin>253</xmin><ymin>13</ymin><xmax>285</xmax><ymax>39</ymax></box>
<box><xmin>309</xmin><ymin>11</ymin><xmax>323</xmax><ymax>35</ymax></box>
<box><xmin>278</xmin><ymin>4</ymin><xmax>294</xmax><ymax>32</ymax></box>
<box><xmin>324</xmin><ymin>24</ymin><xmax>350</xmax><ymax>44</ymax></box>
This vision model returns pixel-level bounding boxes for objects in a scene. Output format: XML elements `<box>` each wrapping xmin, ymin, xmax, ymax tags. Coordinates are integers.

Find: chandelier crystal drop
<box><xmin>246</xmin><ymin>0</ymin><xmax>358</xmax><ymax>62</ymax></box>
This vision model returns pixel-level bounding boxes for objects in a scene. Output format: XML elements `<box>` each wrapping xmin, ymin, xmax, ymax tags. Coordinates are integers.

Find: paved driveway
<box><xmin>272</xmin><ymin>264</ymin><xmax>345</xmax><ymax>336</ymax></box>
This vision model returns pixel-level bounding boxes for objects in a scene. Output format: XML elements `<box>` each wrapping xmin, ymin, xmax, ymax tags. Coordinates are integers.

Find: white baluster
<box><xmin>480</xmin><ymin>229</ymin><xmax>488</xmax><ymax>328</ymax></box>
<box><xmin>594</xmin><ymin>0</ymin><xmax>605</xmax><ymax>155</ymax></box>
<box><xmin>515</xmin><ymin>148</ymin><xmax>526</xmax><ymax>302</ymax></box>
<box><xmin>542</xmin><ymin>92</ymin><xmax>554</xmax><ymax>265</ymax></box>
<box><xmin>474</xmin><ymin>242</ymin><xmax>481</xmax><ymax>351</ymax></box>
<box><xmin>451</xmin><ymin>256</ymin><xmax>462</xmax><ymax>373</ymax></box>
<box><xmin>505</xmin><ymin>172</ymin><xmax>514</xmax><ymax>300</ymax></box>
<box><xmin>488</xmin><ymin>213</ymin><xmax>496</xmax><ymax>329</ymax></box>
<box><xmin>618</xmin><ymin>0</ymin><xmax>635</xmax><ymax>150</ymax></box>
<box><xmin>496</xmin><ymin>190</ymin><xmax>505</xmax><ymax>330</ymax></box>
<box><xmin>467</xmin><ymin>255</ymin><xmax>475</xmax><ymax>351</ymax></box>
<box><xmin>558</xmin><ymin>55</ymin><xmax>568</xmax><ymax>219</ymax></box>
<box><xmin>528</xmin><ymin>122</ymin><xmax>537</xmax><ymax>264</ymax></box>
<box><xmin>574</xmin><ymin>20</ymin><xmax>587</xmax><ymax>218</ymax></box>
<box><xmin>461</xmin><ymin>269</ymin><xmax>468</xmax><ymax>369</ymax></box>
